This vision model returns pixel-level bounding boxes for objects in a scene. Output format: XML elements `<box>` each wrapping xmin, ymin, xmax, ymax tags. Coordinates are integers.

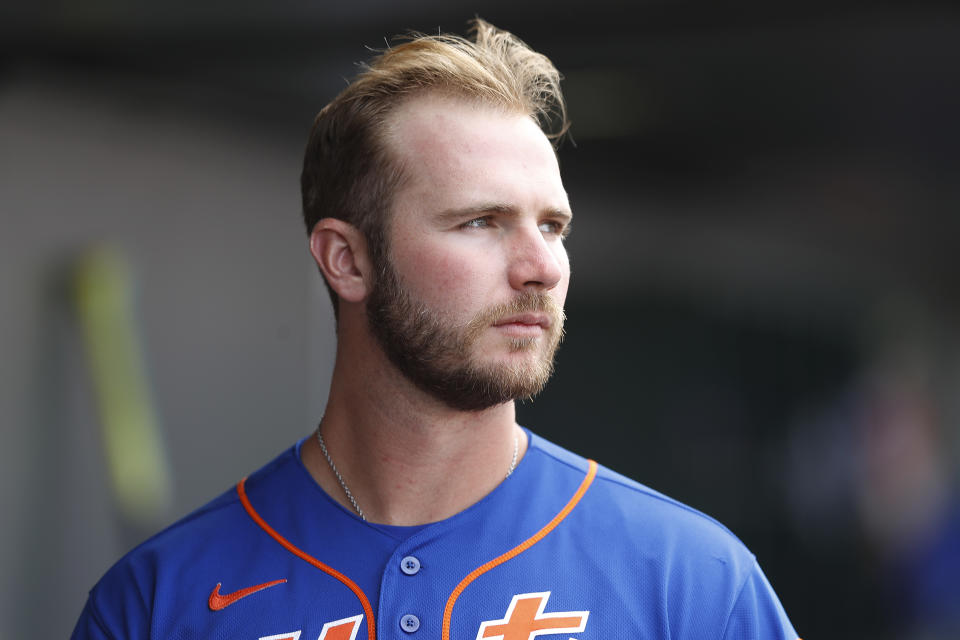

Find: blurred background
<box><xmin>2</xmin><ymin>1</ymin><xmax>958</xmax><ymax>638</ymax></box>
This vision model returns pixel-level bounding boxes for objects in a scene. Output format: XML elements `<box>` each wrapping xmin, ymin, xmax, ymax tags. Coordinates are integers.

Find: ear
<box><xmin>309</xmin><ymin>218</ymin><xmax>374</xmax><ymax>303</ymax></box>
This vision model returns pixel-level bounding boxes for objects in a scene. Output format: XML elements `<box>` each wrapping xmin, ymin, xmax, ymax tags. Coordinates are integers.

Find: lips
<box><xmin>493</xmin><ymin>312</ymin><xmax>552</xmax><ymax>329</ymax></box>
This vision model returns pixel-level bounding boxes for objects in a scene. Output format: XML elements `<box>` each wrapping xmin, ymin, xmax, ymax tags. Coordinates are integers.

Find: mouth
<box><xmin>493</xmin><ymin>312</ymin><xmax>552</xmax><ymax>329</ymax></box>
<box><xmin>491</xmin><ymin>312</ymin><xmax>552</xmax><ymax>339</ymax></box>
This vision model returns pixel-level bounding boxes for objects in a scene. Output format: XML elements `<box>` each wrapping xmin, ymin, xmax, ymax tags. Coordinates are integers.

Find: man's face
<box><xmin>366</xmin><ymin>94</ymin><xmax>572</xmax><ymax>411</ymax></box>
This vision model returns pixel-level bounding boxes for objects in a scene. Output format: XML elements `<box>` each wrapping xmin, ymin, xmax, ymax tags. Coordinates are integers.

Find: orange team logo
<box><xmin>258</xmin><ymin>615</ymin><xmax>363</xmax><ymax>640</ymax></box>
<box><xmin>208</xmin><ymin>579</ymin><xmax>287</xmax><ymax>611</ymax></box>
<box><xmin>477</xmin><ymin>592</ymin><xmax>589</xmax><ymax>640</ymax></box>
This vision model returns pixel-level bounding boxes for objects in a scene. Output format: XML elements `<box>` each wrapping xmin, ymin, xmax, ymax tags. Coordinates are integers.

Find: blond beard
<box><xmin>366</xmin><ymin>262</ymin><xmax>565</xmax><ymax>412</ymax></box>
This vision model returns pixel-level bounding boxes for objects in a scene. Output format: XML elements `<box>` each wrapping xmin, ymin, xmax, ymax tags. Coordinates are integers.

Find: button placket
<box><xmin>384</xmin><ymin>546</ymin><xmax>426</xmax><ymax>636</ymax></box>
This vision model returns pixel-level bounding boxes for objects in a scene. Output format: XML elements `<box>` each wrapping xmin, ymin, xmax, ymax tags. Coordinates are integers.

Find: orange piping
<box><xmin>441</xmin><ymin>459</ymin><xmax>598</xmax><ymax>640</ymax></box>
<box><xmin>236</xmin><ymin>478</ymin><xmax>376</xmax><ymax>640</ymax></box>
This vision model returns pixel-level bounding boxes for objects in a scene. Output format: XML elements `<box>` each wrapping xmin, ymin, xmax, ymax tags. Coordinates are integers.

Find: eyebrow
<box><xmin>435</xmin><ymin>202</ymin><xmax>573</xmax><ymax>223</ymax></box>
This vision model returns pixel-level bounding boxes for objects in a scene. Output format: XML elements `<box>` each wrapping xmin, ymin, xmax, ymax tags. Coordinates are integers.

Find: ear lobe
<box><xmin>309</xmin><ymin>218</ymin><xmax>373</xmax><ymax>303</ymax></box>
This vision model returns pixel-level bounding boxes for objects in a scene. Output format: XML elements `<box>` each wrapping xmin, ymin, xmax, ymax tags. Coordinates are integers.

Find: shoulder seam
<box><xmin>141</xmin><ymin>488</ymin><xmax>239</xmax><ymax>541</ymax></box>
<box><xmin>532</xmin><ymin>439</ymin><xmax>747</xmax><ymax>546</ymax></box>
<box><xmin>716</xmin><ymin>557</ymin><xmax>760</xmax><ymax>640</ymax></box>
<box><xmin>85</xmin><ymin>594</ymin><xmax>121</xmax><ymax>640</ymax></box>
<box><xmin>528</xmin><ymin>439</ymin><xmax>593</xmax><ymax>475</ymax></box>
<box><xmin>597</xmin><ymin>467</ymin><xmax>747</xmax><ymax>544</ymax></box>
<box><xmin>104</xmin><ymin>487</ymin><xmax>241</xmax><ymax>571</ymax></box>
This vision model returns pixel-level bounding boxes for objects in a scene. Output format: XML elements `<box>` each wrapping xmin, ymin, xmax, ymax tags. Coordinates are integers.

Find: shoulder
<box><xmin>79</xmin><ymin>446</ymin><xmax>301</xmax><ymax>638</ymax></box>
<box><xmin>530</xmin><ymin>432</ymin><xmax>751</xmax><ymax>550</ymax></box>
<box><xmin>99</xmin><ymin>445</ymin><xmax>298</xmax><ymax>577</ymax></box>
<box><xmin>528</xmin><ymin>432</ymin><xmax>758</xmax><ymax>586</ymax></box>
<box><xmin>97</xmin><ymin>481</ymin><xmax>244</xmax><ymax>582</ymax></box>
<box><xmin>524</xmin><ymin>432</ymin><xmax>798</xmax><ymax>639</ymax></box>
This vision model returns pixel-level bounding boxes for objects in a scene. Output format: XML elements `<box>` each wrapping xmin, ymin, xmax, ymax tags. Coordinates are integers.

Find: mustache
<box><xmin>463</xmin><ymin>291</ymin><xmax>566</xmax><ymax>339</ymax></box>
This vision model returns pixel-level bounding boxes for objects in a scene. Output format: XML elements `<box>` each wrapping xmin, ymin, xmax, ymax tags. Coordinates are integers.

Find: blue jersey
<box><xmin>73</xmin><ymin>430</ymin><xmax>799</xmax><ymax>639</ymax></box>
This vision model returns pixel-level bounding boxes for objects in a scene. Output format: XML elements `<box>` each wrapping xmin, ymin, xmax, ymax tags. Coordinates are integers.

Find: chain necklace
<box><xmin>315</xmin><ymin>425</ymin><xmax>520</xmax><ymax>522</ymax></box>
<box><xmin>316</xmin><ymin>429</ymin><xmax>366</xmax><ymax>520</ymax></box>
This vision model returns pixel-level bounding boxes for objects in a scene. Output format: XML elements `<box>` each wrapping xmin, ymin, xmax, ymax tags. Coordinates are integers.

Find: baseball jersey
<box><xmin>73</xmin><ymin>429</ymin><xmax>799</xmax><ymax>640</ymax></box>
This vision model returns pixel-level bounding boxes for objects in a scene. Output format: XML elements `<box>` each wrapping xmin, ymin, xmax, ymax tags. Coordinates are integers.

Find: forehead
<box><xmin>383</xmin><ymin>93</ymin><xmax>567</xmax><ymax>211</ymax></box>
<box><xmin>386</xmin><ymin>92</ymin><xmax>534</xmax><ymax>148</ymax></box>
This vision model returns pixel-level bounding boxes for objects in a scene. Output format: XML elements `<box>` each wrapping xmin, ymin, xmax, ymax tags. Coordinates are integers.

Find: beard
<box><xmin>365</xmin><ymin>260</ymin><xmax>566</xmax><ymax>412</ymax></box>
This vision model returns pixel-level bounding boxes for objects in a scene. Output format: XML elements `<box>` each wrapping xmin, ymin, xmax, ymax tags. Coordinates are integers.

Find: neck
<box><xmin>301</xmin><ymin>325</ymin><xmax>528</xmax><ymax>526</ymax></box>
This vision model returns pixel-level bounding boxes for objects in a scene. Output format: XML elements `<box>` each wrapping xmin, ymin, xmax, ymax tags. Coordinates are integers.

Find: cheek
<box><xmin>393</xmin><ymin>242</ymin><xmax>492</xmax><ymax>309</ymax></box>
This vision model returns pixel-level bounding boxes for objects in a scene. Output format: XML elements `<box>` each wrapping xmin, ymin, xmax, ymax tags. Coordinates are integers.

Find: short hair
<box><xmin>300</xmin><ymin>18</ymin><xmax>569</xmax><ymax>313</ymax></box>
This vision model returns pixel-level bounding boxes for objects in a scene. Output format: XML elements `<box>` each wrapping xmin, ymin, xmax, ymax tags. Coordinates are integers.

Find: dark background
<box><xmin>2</xmin><ymin>2</ymin><xmax>959</xmax><ymax>638</ymax></box>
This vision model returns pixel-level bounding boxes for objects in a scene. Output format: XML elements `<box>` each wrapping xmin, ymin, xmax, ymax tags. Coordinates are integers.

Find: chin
<box><xmin>506</xmin><ymin>336</ymin><xmax>540</xmax><ymax>352</ymax></box>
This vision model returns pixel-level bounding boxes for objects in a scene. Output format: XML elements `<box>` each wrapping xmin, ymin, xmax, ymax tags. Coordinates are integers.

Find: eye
<box><xmin>462</xmin><ymin>217</ymin><xmax>491</xmax><ymax>229</ymax></box>
<box><xmin>539</xmin><ymin>220</ymin><xmax>571</xmax><ymax>238</ymax></box>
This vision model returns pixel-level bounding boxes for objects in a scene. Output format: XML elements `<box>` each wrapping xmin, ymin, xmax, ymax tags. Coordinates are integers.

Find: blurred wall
<box><xmin>0</xmin><ymin>73</ymin><xmax>337</xmax><ymax>636</ymax></box>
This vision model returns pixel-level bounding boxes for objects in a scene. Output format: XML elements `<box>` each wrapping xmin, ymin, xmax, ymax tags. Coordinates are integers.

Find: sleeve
<box><xmin>71</xmin><ymin>560</ymin><xmax>153</xmax><ymax>640</ymax></box>
<box><xmin>720</xmin><ymin>560</ymin><xmax>799</xmax><ymax>640</ymax></box>
<box><xmin>71</xmin><ymin>595</ymin><xmax>118</xmax><ymax>640</ymax></box>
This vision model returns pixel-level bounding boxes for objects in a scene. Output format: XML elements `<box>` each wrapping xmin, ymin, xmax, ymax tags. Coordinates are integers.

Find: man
<box><xmin>73</xmin><ymin>20</ymin><xmax>799</xmax><ymax>640</ymax></box>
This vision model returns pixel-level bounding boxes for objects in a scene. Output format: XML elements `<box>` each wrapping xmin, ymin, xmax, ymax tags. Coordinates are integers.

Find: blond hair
<box><xmin>300</xmin><ymin>18</ymin><xmax>568</xmax><ymax>311</ymax></box>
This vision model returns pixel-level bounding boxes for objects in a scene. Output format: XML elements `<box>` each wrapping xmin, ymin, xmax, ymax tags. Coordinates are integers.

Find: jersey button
<box><xmin>400</xmin><ymin>614</ymin><xmax>420</xmax><ymax>632</ymax></box>
<box><xmin>400</xmin><ymin>555</ymin><xmax>421</xmax><ymax>575</ymax></box>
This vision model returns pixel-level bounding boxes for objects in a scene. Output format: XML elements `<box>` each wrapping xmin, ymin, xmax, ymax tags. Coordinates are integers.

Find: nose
<box><xmin>507</xmin><ymin>225</ymin><xmax>566</xmax><ymax>291</ymax></box>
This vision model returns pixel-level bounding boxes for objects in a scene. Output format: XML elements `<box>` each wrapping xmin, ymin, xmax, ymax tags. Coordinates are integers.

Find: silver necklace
<box><xmin>315</xmin><ymin>426</ymin><xmax>520</xmax><ymax>521</ymax></box>
<box><xmin>316</xmin><ymin>429</ymin><xmax>366</xmax><ymax>521</ymax></box>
